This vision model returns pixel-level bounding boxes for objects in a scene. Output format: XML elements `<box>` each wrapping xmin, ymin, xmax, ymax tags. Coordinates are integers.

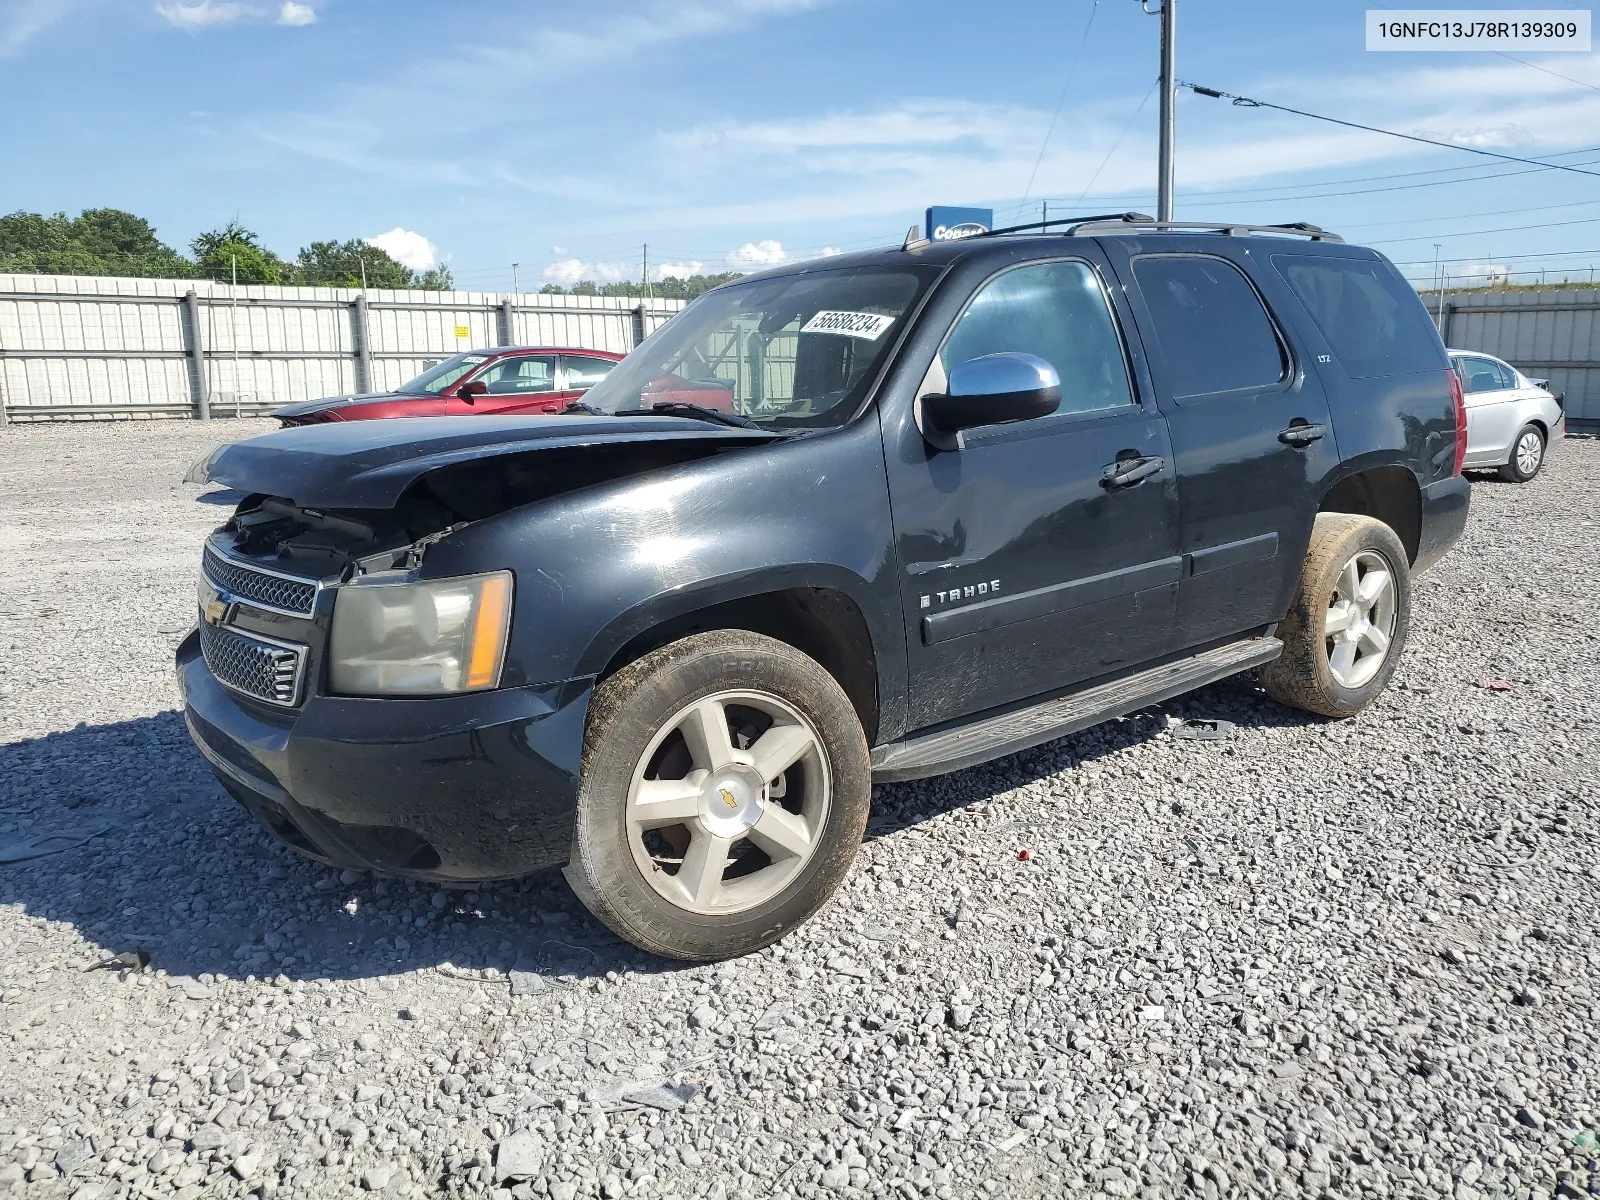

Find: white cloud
<box><xmin>0</xmin><ymin>0</ymin><xmax>80</xmax><ymax>57</ymax></box>
<box><xmin>1453</xmin><ymin>262</ymin><xmax>1512</xmax><ymax>286</ymax></box>
<box><xmin>156</xmin><ymin>0</ymin><xmax>255</xmax><ymax>28</ymax></box>
<box><xmin>253</xmin><ymin>0</ymin><xmax>839</xmax><ymax>185</ymax></box>
<box><xmin>364</xmin><ymin>228</ymin><xmax>438</xmax><ymax>271</ymax></box>
<box><xmin>726</xmin><ymin>240</ymin><xmax>789</xmax><ymax>268</ymax></box>
<box><xmin>550</xmin><ymin>245</ymin><xmax>566</xmax><ymax>255</ymax></box>
<box><xmin>655</xmin><ymin>261</ymin><xmax>704</xmax><ymax>280</ymax></box>
<box><xmin>156</xmin><ymin>0</ymin><xmax>317</xmax><ymax>28</ymax></box>
<box><xmin>541</xmin><ymin>258</ymin><xmax>630</xmax><ymax>286</ymax></box>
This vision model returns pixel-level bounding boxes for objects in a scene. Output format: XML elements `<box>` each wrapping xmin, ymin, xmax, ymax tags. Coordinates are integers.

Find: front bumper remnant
<box><xmin>176</xmin><ymin>630</ymin><xmax>592</xmax><ymax>881</ymax></box>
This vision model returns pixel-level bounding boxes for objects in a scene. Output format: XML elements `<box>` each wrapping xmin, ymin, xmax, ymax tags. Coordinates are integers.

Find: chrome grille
<box><xmin>198</xmin><ymin>621</ymin><xmax>307</xmax><ymax>707</ymax></box>
<box><xmin>202</xmin><ymin>545</ymin><xmax>318</xmax><ymax>616</ymax></box>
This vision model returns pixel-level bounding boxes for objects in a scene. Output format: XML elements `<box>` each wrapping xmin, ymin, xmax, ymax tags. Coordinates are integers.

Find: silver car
<box><xmin>1448</xmin><ymin>349</ymin><xmax>1567</xmax><ymax>482</ymax></box>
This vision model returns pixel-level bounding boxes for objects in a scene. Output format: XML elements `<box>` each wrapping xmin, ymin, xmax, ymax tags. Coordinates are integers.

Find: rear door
<box><xmin>561</xmin><ymin>353</ymin><xmax>619</xmax><ymax>399</ymax></box>
<box><xmin>882</xmin><ymin>250</ymin><xmax>1182</xmax><ymax>729</ymax></box>
<box><xmin>1107</xmin><ymin>242</ymin><xmax>1340</xmax><ymax>651</ymax></box>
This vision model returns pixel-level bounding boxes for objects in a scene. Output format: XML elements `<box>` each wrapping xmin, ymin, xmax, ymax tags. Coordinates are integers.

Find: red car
<box><xmin>272</xmin><ymin>346</ymin><xmax>626</xmax><ymax>426</ymax></box>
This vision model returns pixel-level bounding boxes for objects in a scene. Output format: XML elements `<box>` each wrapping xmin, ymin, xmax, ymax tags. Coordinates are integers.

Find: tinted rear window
<box><xmin>1274</xmin><ymin>254</ymin><xmax>1444</xmax><ymax>378</ymax></box>
<box><xmin>1130</xmin><ymin>255</ymin><xmax>1286</xmax><ymax>397</ymax></box>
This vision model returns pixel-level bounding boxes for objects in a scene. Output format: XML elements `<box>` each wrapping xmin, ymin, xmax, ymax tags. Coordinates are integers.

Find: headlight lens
<box><xmin>328</xmin><ymin>571</ymin><xmax>512</xmax><ymax>697</ymax></box>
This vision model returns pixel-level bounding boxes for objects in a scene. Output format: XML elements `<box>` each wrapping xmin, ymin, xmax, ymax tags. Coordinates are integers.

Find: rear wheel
<box><xmin>1499</xmin><ymin>423</ymin><xmax>1545</xmax><ymax>482</ymax></box>
<box><xmin>564</xmin><ymin>630</ymin><xmax>870</xmax><ymax>961</ymax></box>
<box><xmin>1260</xmin><ymin>513</ymin><xmax>1411</xmax><ymax>718</ymax></box>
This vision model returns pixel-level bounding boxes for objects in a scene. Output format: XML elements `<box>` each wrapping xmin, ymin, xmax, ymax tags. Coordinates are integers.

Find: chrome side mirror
<box><xmin>919</xmin><ymin>352</ymin><xmax>1061</xmax><ymax>449</ymax></box>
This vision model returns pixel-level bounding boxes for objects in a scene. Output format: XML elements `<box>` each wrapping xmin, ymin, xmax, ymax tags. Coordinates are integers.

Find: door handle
<box><xmin>1278</xmin><ymin>421</ymin><xmax>1328</xmax><ymax>447</ymax></box>
<box><xmin>1099</xmin><ymin>455</ymin><xmax>1164</xmax><ymax>489</ymax></box>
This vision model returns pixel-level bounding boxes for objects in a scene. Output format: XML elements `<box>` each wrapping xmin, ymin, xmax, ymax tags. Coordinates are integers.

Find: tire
<box><xmin>564</xmin><ymin>629</ymin><xmax>870</xmax><ymax>961</ymax></box>
<box><xmin>1499</xmin><ymin>423</ymin><xmax>1545</xmax><ymax>482</ymax></box>
<box><xmin>1259</xmin><ymin>513</ymin><xmax>1411</xmax><ymax>719</ymax></box>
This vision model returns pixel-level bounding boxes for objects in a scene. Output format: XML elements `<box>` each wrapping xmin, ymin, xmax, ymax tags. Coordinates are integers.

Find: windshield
<box><xmin>395</xmin><ymin>353</ymin><xmax>491</xmax><ymax>396</ymax></box>
<box><xmin>583</xmin><ymin>266</ymin><xmax>935</xmax><ymax>428</ymax></box>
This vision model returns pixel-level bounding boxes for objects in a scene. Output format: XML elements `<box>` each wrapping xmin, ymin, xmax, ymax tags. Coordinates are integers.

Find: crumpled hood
<box><xmin>197</xmin><ymin>414</ymin><xmax>781</xmax><ymax>510</ymax></box>
<box><xmin>271</xmin><ymin>392</ymin><xmax>408</xmax><ymax>419</ymax></box>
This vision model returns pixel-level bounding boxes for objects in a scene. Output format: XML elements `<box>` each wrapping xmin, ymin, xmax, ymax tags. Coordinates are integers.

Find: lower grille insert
<box><xmin>198</xmin><ymin>620</ymin><xmax>307</xmax><ymax>707</ymax></box>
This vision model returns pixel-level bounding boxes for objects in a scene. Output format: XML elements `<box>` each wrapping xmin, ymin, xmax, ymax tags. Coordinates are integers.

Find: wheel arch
<box><xmin>583</xmin><ymin>572</ymin><xmax>883</xmax><ymax>745</ymax></box>
<box><xmin>1317</xmin><ymin>464</ymin><xmax>1422</xmax><ymax>566</ymax></box>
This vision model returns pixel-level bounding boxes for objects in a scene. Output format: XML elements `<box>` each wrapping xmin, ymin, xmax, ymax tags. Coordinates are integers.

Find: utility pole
<box><xmin>642</xmin><ymin>244</ymin><xmax>652</xmax><ymax>300</ymax></box>
<box><xmin>512</xmin><ymin>262</ymin><xmax>520</xmax><ymax>294</ymax></box>
<box><xmin>1041</xmin><ymin>200</ymin><xmax>1048</xmax><ymax>229</ymax></box>
<box><xmin>231</xmin><ymin>253</ymin><xmax>241</xmax><ymax>418</ymax></box>
<box><xmin>1440</xmin><ymin>244</ymin><xmax>1452</xmax><ymax>331</ymax></box>
<box><xmin>1145</xmin><ymin>0</ymin><xmax>1177</xmax><ymax>222</ymax></box>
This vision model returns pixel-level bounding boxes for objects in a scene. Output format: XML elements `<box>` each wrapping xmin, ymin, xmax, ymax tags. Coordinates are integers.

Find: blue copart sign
<box><xmin>925</xmin><ymin>207</ymin><xmax>993</xmax><ymax>242</ymax></box>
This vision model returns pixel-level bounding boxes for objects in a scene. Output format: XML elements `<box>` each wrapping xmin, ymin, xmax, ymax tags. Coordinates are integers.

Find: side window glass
<box><xmin>562</xmin><ymin>355</ymin><xmax>617</xmax><ymax>391</ymax></box>
<box><xmin>1462</xmin><ymin>358</ymin><xmax>1500</xmax><ymax>394</ymax></box>
<box><xmin>1274</xmin><ymin>253</ymin><xmax>1445</xmax><ymax>379</ymax></box>
<box><xmin>1493</xmin><ymin>361</ymin><xmax>1517</xmax><ymax>390</ymax></box>
<box><xmin>941</xmin><ymin>261</ymin><xmax>1133</xmax><ymax>418</ymax></box>
<box><xmin>1130</xmin><ymin>255</ymin><xmax>1285</xmax><ymax>397</ymax></box>
<box><xmin>479</xmin><ymin>356</ymin><xmax>555</xmax><ymax>394</ymax></box>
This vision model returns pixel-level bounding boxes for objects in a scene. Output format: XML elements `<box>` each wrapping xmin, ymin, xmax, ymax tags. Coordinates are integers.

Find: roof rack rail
<box><xmin>978</xmin><ymin>213</ymin><xmax>1343</xmax><ymax>243</ymax></box>
<box><xmin>978</xmin><ymin>212</ymin><xmax>1155</xmax><ymax>238</ymax></box>
<box><xmin>1068</xmin><ymin>216</ymin><xmax>1343</xmax><ymax>242</ymax></box>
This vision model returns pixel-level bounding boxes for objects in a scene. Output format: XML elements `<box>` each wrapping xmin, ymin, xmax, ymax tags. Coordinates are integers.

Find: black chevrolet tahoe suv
<box><xmin>179</xmin><ymin>214</ymin><xmax>1470</xmax><ymax>961</ymax></box>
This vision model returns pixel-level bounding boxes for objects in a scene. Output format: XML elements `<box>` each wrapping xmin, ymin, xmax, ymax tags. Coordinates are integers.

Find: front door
<box><xmin>1453</xmin><ymin>354</ymin><xmax>1523</xmax><ymax>466</ymax></box>
<box><xmin>448</xmin><ymin>354</ymin><xmax>570</xmax><ymax>415</ymax></box>
<box><xmin>883</xmin><ymin>255</ymin><xmax>1182</xmax><ymax>731</ymax></box>
<box><xmin>1112</xmin><ymin>247</ymin><xmax>1341</xmax><ymax>652</ymax></box>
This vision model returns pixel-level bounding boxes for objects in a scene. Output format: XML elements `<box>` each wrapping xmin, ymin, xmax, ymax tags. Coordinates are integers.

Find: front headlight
<box><xmin>328</xmin><ymin>571</ymin><xmax>512</xmax><ymax>697</ymax></box>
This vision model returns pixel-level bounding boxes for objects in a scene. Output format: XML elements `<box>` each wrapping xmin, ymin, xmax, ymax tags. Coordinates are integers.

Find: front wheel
<box><xmin>1499</xmin><ymin>423</ymin><xmax>1545</xmax><ymax>482</ymax></box>
<box><xmin>564</xmin><ymin>630</ymin><xmax>870</xmax><ymax>961</ymax></box>
<box><xmin>1259</xmin><ymin>513</ymin><xmax>1411</xmax><ymax>719</ymax></box>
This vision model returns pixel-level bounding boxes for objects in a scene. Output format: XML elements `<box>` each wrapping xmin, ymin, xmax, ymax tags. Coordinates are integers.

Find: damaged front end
<box><xmin>179</xmin><ymin>413</ymin><xmax>781</xmax><ymax>881</ymax></box>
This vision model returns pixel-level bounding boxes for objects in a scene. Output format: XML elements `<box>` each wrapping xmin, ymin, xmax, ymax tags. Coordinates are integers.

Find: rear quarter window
<box><xmin>1273</xmin><ymin>254</ymin><xmax>1445</xmax><ymax>379</ymax></box>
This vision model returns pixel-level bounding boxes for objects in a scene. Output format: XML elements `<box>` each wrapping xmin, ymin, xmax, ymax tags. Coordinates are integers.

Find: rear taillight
<box><xmin>1449</xmin><ymin>370</ymin><xmax>1467</xmax><ymax>476</ymax></box>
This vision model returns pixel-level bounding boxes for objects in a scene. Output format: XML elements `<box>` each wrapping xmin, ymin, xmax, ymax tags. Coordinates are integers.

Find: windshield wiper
<box><xmin>615</xmin><ymin>401</ymin><xmax>759</xmax><ymax>429</ymax></box>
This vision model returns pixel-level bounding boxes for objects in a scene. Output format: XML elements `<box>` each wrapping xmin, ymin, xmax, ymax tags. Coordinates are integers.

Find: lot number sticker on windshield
<box><xmin>801</xmin><ymin>310</ymin><xmax>897</xmax><ymax>340</ymax></box>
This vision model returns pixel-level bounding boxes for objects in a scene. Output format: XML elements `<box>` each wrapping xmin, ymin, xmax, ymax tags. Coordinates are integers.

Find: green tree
<box><xmin>191</xmin><ymin>222</ymin><xmax>289</xmax><ymax>284</ymax></box>
<box><xmin>414</xmin><ymin>264</ymin><xmax>454</xmax><ymax>290</ymax></box>
<box><xmin>294</xmin><ymin>239</ymin><xmax>414</xmax><ymax>289</ymax></box>
<box><xmin>0</xmin><ymin>208</ymin><xmax>193</xmax><ymax>277</ymax></box>
<box><xmin>542</xmin><ymin>272</ymin><xmax>743</xmax><ymax>300</ymax></box>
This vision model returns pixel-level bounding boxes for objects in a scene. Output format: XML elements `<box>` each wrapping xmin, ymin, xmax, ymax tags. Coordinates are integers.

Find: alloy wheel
<box><xmin>624</xmin><ymin>690</ymin><xmax>831</xmax><ymax>916</ymax></box>
<box><xmin>1515</xmin><ymin>429</ymin><xmax>1543</xmax><ymax>477</ymax></box>
<box><xmin>1323</xmin><ymin>549</ymin><xmax>1398</xmax><ymax>689</ymax></box>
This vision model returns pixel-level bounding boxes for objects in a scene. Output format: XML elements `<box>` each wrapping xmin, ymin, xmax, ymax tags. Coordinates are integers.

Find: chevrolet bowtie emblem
<box><xmin>202</xmin><ymin>598</ymin><xmax>227</xmax><ymax>626</ymax></box>
<box><xmin>718</xmin><ymin>787</ymin><xmax>738</xmax><ymax>810</ymax></box>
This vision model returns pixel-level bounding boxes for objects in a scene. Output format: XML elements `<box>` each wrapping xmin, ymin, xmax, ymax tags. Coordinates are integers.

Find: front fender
<box><xmin>573</xmin><ymin>561</ymin><xmax>888</xmax><ymax>676</ymax></box>
<box><xmin>415</xmin><ymin>417</ymin><xmax>911</xmax><ymax>740</ymax></box>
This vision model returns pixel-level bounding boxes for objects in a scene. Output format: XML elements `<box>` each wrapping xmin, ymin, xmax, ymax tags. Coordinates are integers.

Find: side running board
<box><xmin>871</xmin><ymin>636</ymin><xmax>1283</xmax><ymax>783</ymax></box>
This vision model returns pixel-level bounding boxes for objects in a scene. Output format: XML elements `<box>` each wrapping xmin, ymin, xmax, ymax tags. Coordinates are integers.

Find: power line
<box><xmin>1367</xmin><ymin>215</ymin><xmax>1600</xmax><ymax>245</ymax></box>
<box><xmin>1390</xmin><ymin>246</ymin><xmax>1600</xmax><ymax>266</ymax></box>
<box><xmin>1181</xmin><ymin>81</ymin><xmax>1600</xmax><ymax>179</ymax></box>
<box><xmin>1335</xmin><ymin>197</ymin><xmax>1600</xmax><ymax>232</ymax></box>
<box><xmin>1021</xmin><ymin>0</ymin><xmax>1102</xmax><ymax>204</ymax></box>
<box><xmin>1072</xmin><ymin>79</ymin><xmax>1160</xmax><ymax>212</ymax></box>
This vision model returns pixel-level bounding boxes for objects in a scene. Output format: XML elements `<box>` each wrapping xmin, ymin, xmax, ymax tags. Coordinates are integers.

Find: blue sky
<box><xmin>1</xmin><ymin>0</ymin><xmax>1597</xmax><ymax>290</ymax></box>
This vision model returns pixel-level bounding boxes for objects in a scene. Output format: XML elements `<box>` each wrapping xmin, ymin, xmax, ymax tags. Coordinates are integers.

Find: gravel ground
<box><xmin>1</xmin><ymin>418</ymin><xmax>1598</xmax><ymax>1200</ymax></box>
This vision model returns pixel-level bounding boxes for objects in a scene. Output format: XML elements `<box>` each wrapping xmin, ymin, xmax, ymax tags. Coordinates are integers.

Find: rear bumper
<box><xmin>1413</xmin><ymin>473</ymin><xmax>1471</xmax><ymax>574</ymax></box>
<box><xmin>176</xmin><ymin>630</ymin><xmax>592</xmax><ymax>881</ymax></box>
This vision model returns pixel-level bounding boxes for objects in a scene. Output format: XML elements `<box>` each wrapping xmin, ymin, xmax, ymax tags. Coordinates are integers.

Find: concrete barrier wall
<box><xmin>0</xmin><ymin>275</ymin><xmax>685</xmax><ymax>422</ymax></box>
<box><xmin>1436</xmin><ymin>287</ymin><xmax>1600</xmax><ymax>425</ymax></box>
